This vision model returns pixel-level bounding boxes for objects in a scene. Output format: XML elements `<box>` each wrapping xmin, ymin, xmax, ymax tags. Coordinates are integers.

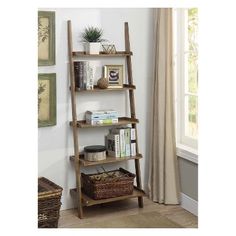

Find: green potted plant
<box><xmin>81</xmin><ymin>26</ymin><xmax>106</xmax><ymax>54</ymax></box>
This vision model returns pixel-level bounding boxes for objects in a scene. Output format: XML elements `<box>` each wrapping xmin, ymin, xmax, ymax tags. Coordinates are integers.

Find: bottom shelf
<box><xmin>70</xmin><ymin>186</ymin><xmax>145</xmax><ymax>207</ymax></box>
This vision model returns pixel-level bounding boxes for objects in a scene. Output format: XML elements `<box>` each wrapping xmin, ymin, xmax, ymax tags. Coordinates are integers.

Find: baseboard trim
<box><xmin>180</xmin><ymin>193</ymin><xmax>198</xmax><ymax>216</ymax></box>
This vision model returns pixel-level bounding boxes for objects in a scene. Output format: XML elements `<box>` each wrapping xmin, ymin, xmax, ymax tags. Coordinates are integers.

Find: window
<box><xmin>174</xmin><ymin>8</ymin><xmax>198</xmax><ymax>150</ymax></box>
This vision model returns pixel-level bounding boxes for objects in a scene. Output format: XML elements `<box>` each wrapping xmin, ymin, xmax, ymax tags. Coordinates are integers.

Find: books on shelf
<box><xmin>88</xmin><ymin>119</ymin><xmax>118</xmax><ymax>125</ymax></box>
<box><xmin>110</xmin><ymin>127</ymin><xmax>126</xmax><ymax>157</ymax></box>
<box><xmin>107</xmin><ymin>127</ymin><xmax>137</xmax><ymax>158</ymax></box>
<box><xmin>85</xmin><ymin>110</ymin><xmax>118</xmax><ymax>125</ymax></box>
<box><xmin>130</xmin><ymin>128</ymin><xmax>136</xmax><ymax>156</ymax></box>
<box><xmin>74</xmin><ymin>61</ymin><xmax>94</xmax><ymax>90</ymax></box>
<box><xmin>106</xmin><ymin>134</ymin><xmax>120</xmax><ymax>158</ymax></box>
<box><xmin>124</xmin><ymin>128</ymin><xmax>131</xmax><ymax>156</ymax></box>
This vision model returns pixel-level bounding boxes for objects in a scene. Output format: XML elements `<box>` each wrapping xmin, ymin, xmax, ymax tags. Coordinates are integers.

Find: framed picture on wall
<box><xmin>104</xmin><ymin>65</ymin><xmax>123</xmax><ymax>88</ymax></box>
<box><xmin>38</xmin><ymin>73</ymin><xmax>56</xmax><ymax>127</ymax></box>
<box><xmin>38</xmin><ymin>11</ymin><xmax>55</xmax><ymax>66</ymax></box>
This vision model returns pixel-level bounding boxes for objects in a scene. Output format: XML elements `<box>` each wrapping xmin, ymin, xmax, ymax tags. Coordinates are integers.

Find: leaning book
<box><xmin>110</xmin><ymin>128</ymin><xmax>126</xmax><ymax>157</ymax></box>
<box><xmin>131</xmin><ymin>128</ymin><xmax>136</xmax><ymax>156</ymax></box>
<box><xmin>124</xmin><ymin>127</ymin><xmax>131</xmax><ymax>156</ymax></box>
<box><xmin>107</xmin><ymin>134</ymin><xmax>120</xmax><ymax>158</ymax></box>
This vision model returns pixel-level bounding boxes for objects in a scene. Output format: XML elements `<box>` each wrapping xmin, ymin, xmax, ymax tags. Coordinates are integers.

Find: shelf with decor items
<box><xmin>72</xmin><ymin>51</ymin><xmax>133</xmax><ymax>57</ymax></box>
<box><xmin>70</xmin><ymin>84</ymin><xmax>136</xmax><ymax>92</ymax></box>
<box><xmin>69</xmin><ymin>117</ymin><xmax>139</xmax><ymax>128</ymax></box>
<box><xmin>70</xmin><ymin>153</ymin><xmax>142</xmax><ymax>167</ymax></box>
<box><xmin>70</xmin><ymin>186</ymin><xmax>145</xmax><ymax>207</ymax></box>
<box><xmin>67</xmin><ymin>20</ymin><xmax>144</xmax><ymax>219</ymax></box>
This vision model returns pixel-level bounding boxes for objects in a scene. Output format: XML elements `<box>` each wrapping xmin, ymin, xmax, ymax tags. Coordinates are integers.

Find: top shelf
<box><xmin>72</xmin><ymin>51</ymin><xmax>133</xmax><ymax>58</ymax></box>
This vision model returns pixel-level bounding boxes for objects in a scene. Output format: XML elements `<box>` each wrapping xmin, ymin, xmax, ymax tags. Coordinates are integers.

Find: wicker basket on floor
<box><xmin>81</xmin><ymin>167</ymin><xmax>135</xmax><ymax>200</ymax></box>
<box><xmin>38</xmin><ymin>177</ymin><xmax>63</xmax><ymax>228</ymax></box>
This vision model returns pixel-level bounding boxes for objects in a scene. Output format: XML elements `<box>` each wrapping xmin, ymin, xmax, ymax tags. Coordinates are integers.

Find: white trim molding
<box><xmin>180</xmin><ymin>193</ymin><xmax>198</xmax><ymax>216</ymax></box>
<box><xmin>177</xmin><ymin>144</ymin><xmax>198</xmax><ymax>164</ymax></box>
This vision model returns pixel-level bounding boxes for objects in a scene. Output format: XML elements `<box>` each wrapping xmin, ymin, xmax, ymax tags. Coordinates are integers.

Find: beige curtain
<box><xmin>148</xmin><ymin>8</ymin><xmax>180</xmax><ymax>204</ymax></box>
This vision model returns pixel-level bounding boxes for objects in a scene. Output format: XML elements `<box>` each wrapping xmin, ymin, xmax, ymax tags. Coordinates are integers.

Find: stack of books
<box><xmin>74</xmin><ymin>61</ymin><xmax>94</xmax><ymax>90</ymax></box>
<box><xmin>106</xmin><ymin>127</ymin><xmax>136</xmax><ymax>158</ymax></box>
<box><xmin>85</xmin><ymin>110</ymin><xmax>118</xmax><ymax>125</ymax></box>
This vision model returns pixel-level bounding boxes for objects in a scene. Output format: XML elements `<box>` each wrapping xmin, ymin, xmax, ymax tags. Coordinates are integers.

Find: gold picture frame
<box><xmin>104</xmin><ymin>65</ymin><xmax>123</xmax><ymax>88</ymax></box>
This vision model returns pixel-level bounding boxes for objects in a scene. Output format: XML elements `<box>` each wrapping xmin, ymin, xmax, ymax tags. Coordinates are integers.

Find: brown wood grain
<box><xmin>72</xmin><ymin>51</ymin><xmax>133</xmax><ymax>57</ymax></box>
<box><xmin>125</xmin><ymin>22</ymin><xmax>143</xmax><ymax>208</ymax></box>
<box><xmin>71</xmin><ymin>84</ymin><xmax>136</xmax><ymax>92</ymax></box>
<box><xmin>67</xmin><ymin>21</ymin><xmax>145</xmax><ymax>218</ymax></box>
<box><xmin>70</xmin><ymin>187</ymin><xmax>145</xmax><ymax>207</ymax></box>
<box><xmin>70</xmin><ymin>154</ymin><xmax>142</xmax><ymax>166</ymax></box>
<box><xmin>67</xmin><ymin>20</ymin><xmax>83</xmax><ymax>219</ymax></box>
<box><xmin>69</xmin><ymin>117</ymin><xmax>139</xmax><ymax>128</ymax></box>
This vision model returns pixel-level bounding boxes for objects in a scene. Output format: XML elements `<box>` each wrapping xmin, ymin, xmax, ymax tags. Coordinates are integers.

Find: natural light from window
<box><xmin>174</xmin><ymin>8</ymin><xmax>198</xmax><ymax>150</ymax></box>
<box><xmin>186</xmin><ymin>8</ymin><xmax>198</xmax><ymax>139</ymax></box>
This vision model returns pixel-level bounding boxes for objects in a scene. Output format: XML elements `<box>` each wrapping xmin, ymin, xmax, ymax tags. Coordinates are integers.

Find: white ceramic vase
<box><xmin>85</xmin><ymin>42</ymin><xmax>100</xmax><ymax>55</ymax></box>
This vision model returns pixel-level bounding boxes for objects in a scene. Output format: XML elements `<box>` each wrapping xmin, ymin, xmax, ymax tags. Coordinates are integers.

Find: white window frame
<box><xmin>174</xmin><ymin>8</ymin><xmax>198</xmax><ymax>152</ymax></box>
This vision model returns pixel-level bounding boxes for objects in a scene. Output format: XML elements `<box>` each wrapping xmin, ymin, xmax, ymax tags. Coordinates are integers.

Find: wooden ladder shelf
<box><xmin>67</xmin><ymin>20</ymin><xmax>144</xmax><ymax>218</ymax></box>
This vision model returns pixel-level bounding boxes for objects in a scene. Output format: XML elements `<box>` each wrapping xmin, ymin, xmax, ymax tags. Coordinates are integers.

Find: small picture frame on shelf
<box><xmin>104</xmin><ymin>65</ymin><xmax>123</xmax><ymax>88</ymax></box>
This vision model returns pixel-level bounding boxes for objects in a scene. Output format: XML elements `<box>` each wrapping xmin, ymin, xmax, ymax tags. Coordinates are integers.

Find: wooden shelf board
<box><xmin>70</xmin><ymin>186</ymin><xmax>145</xmax><ymax>207</ymax></box>
<box><xmin>69</xmin><ymin>117</ymin><xmax>139</xmax><ymax>128</ymax></box>
<box><xmin>70</xmin><ymin>154</ymin><xmax>142</xmax><ymax>166</ymax></box>
<box><xmin>72</xmin><ymin>84</ymin><xmax>136</xmax><ymax>92</ymax></box>
<box><xmin>72</xmin><ymin>51</ymin><xmax>133</xmax><ymax>57</ymax></box>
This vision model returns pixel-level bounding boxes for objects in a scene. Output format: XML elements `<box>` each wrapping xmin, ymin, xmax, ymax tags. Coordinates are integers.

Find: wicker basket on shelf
<box><xmin>38</xmin><ymin>177</ymin><xmax>63</xmax><ymax>228</ymax></box>
<box><xmin>81</xmin><ymin>167</ymin><xmax>135</xmax><ymax>200</ymax></box>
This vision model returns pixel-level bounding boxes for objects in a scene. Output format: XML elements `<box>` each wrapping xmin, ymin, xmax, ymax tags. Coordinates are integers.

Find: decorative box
<box><xmin>84</xmin><ymin>145</ymin><xmax>106</xmax><ymax>161</ymax></box>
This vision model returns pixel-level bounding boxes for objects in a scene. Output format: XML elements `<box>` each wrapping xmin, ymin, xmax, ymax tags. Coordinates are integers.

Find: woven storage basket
<box><xmin>38</xmin><ymin>177</ymin><xmax>63</xmax><ymax>228</ymax></box>
<box><xmin>81</xmin><ymin>168</ymin><xmax>135</xmax><ymax>200</ymax></box>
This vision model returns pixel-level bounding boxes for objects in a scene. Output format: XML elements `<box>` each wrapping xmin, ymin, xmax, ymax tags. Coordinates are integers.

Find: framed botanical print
<box><xmin>104</xmin><ymin>65</ymin><xmax>123</xmax><ymax>88</ymax></box>
<box><xmin>38</xmin><ymin>73</ymin><xmax>56</xmax><ymax>127</ymax></box>
<box><xmin>38</xmin><ymin>11</ymin><xmax>55</xmax><ymax>66</ymax></box>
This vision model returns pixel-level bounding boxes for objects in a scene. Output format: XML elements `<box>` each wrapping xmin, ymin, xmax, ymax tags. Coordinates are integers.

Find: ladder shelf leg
<box><xmin>125</xmin><ymin>22</ymin><xmax>144</xmax><ymax>208</ymax></box>
<box><xmin>67</xmin><ymin>20</ymin><xmax>83</xmax><ymax>218</ymax></box>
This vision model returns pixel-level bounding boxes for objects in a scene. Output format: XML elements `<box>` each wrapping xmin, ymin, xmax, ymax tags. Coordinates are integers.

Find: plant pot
<box><xmin>84</xmin><ymin>42</ymin><xmax>101</xmax><ymax>55</ymax></box>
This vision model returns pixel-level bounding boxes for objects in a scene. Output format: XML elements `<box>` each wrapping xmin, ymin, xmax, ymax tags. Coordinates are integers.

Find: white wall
<box><xmin>38</xmin><ymin>8</ymin><xmax>154</xmax><ymax>210</ymax></box>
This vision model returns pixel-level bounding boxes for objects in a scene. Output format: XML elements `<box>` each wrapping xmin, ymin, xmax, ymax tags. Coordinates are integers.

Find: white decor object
<box><xmin>85</xmin><ymin>42</ymin><xmax>100</xmax><ymax>55</ymax></box>
<box><xmin>84</xmin><ymin>145</ymin><xmax>106</xmax><ymax>161</ymax></box>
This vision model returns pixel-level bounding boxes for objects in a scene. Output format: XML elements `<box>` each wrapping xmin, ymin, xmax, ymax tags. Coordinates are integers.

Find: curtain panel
<box><xmin>148</xmin><ymin>8</ymin><xmax>180</xmax><ymax>204</ymax></box>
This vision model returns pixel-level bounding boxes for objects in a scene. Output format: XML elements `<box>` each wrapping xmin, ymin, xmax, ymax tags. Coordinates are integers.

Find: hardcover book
<box><xmin>110</xmin><ymin>128</ymin><xmax>126</xmax><ymax>157</ymax></box>
<box><xmin>86</xmin><ymin>110</ymin><xmax>118</xmax><ymax>116</ymax></box>
<box><xmin>131</xmin><ymin>141</ymin><xmax>136</xmax><ymax>156</ymax></box>
<box><xmin>74</xmin><ymin>61</ymin><xmax>80</xmax><ymax>88</ymax></box>
<box><xmin>131</xmin><ymin>128</ymin><xmax>136</xmax><ymax>141</ymax></box>
<box><xmin>79</xmin><ymin>61</ymin><xmax>84</xmax><ymax>89</ymax></box>
<box><xmin>85</xmin><ymin>112</ymin><xmax>118</xmax><ymax>121</ymax></box>
<box><xmin>130</xmin><ymin>128</ymin><xmax>136</xmax><ymax>156</ymax></box>
<box><xmin>87</xmin><ymin>118</ymin><xmax>118</xmax><ymax>125</ymax></box>
<box><xmin>74</xmin><ymin>61</ymin><xmax>94</xmax><ymax>90</ymax></box>
<box><xmin>107</xmin><ymin>134</ymin><xmax>120</xmax><ymax>158</ymax></box>
<box><xmin>124</xmin><ymin>128</ymin><xmax>131</xmax><ymax>156</ymax></box>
